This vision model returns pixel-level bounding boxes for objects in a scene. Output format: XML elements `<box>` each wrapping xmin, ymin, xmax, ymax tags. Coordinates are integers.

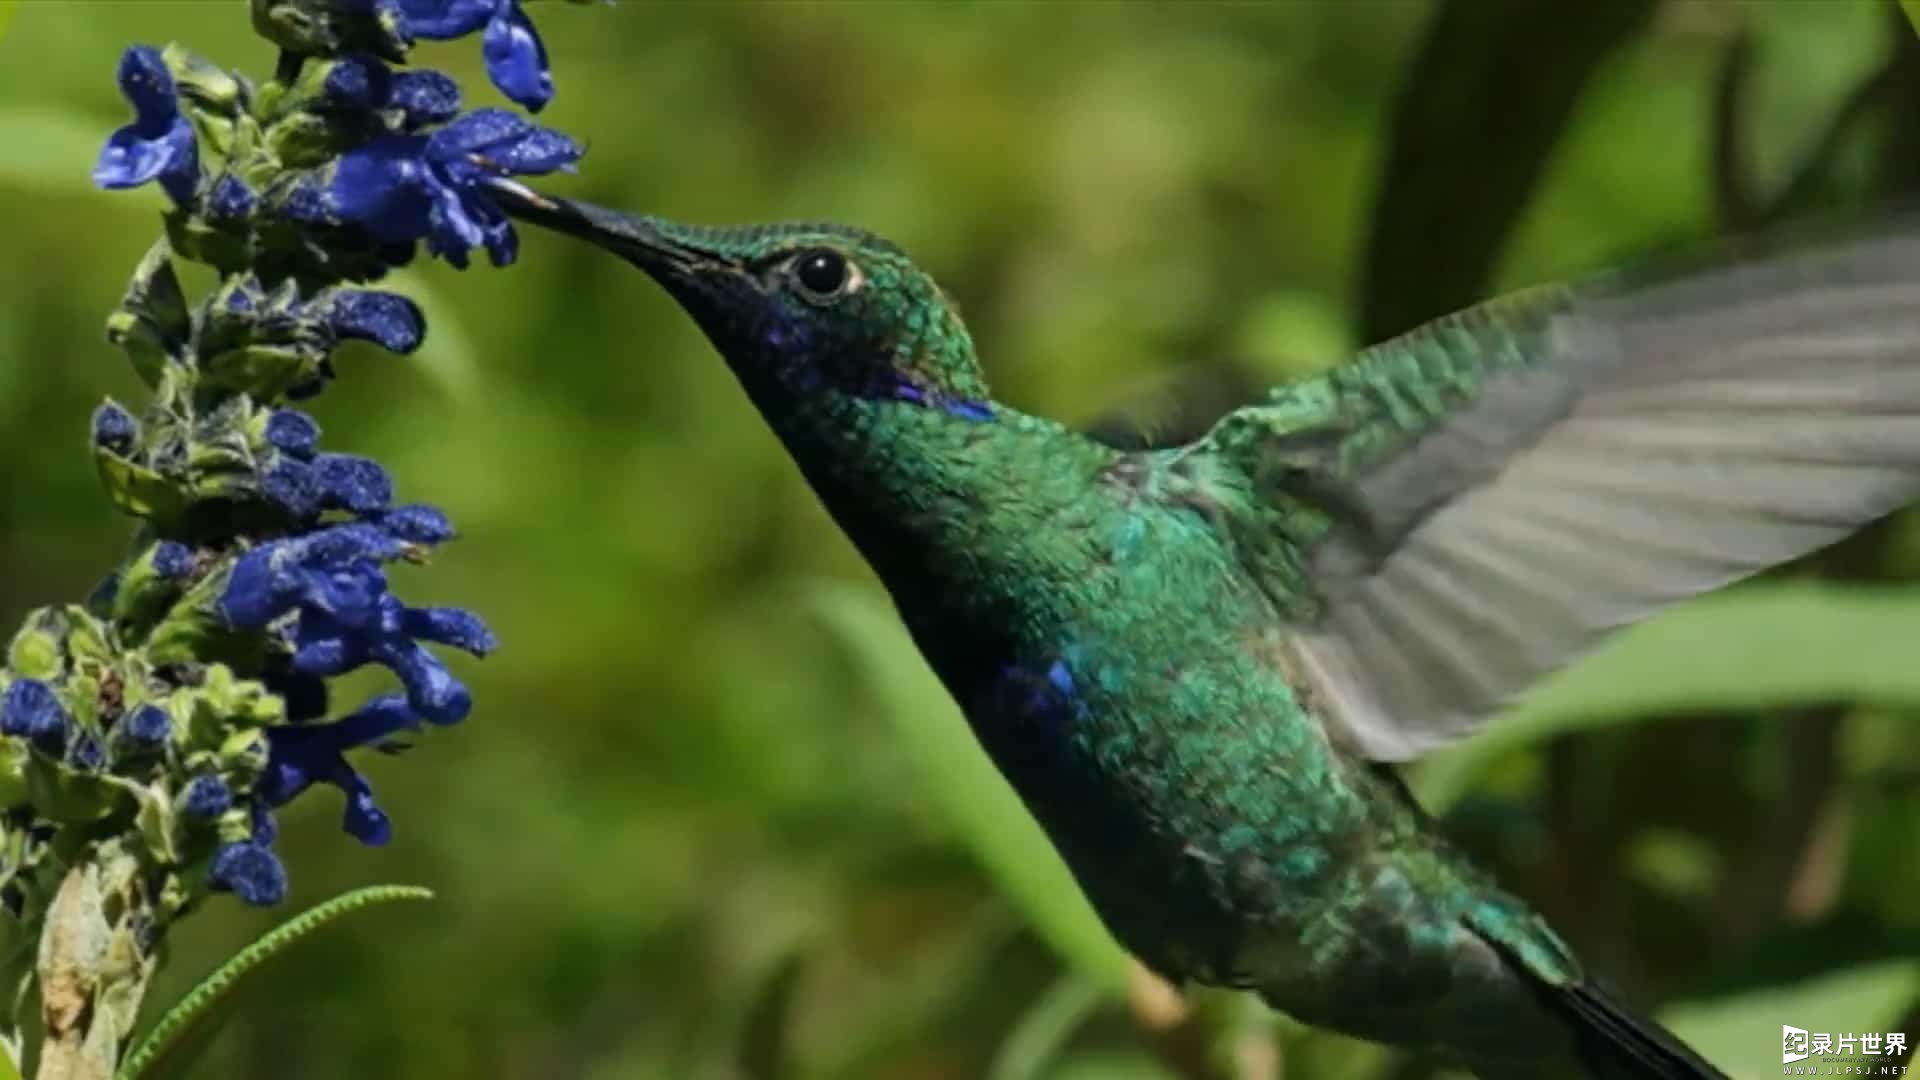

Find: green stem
<box><xmin>117</xmin><ymin>885</ymin><xmax>432</xmax><ymax>1080</ymax></box>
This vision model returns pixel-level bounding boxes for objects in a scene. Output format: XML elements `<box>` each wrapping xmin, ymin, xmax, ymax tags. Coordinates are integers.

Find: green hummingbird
<box><xmin>491</xmin><ymin>179</ymin><xmax>1920</xmax><ymax>1079</ymax></box>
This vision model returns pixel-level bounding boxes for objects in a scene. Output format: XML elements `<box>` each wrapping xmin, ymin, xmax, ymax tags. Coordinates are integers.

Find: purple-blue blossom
<box><xmin>219</xmin><ymin>520</ymin><xmax>494</xmax><ymax>724</ymax></box>
<box><xmin>91</xmin><ymin>401</ymin><xmax>138</xmax><ymax>454</ymax></box>
<box><xmin>374</xmin><ymin>504</ymin><xmax>456</xmax><ymax>544</ymax></box>
<box><xmin>397</xmin><ymin>0</ymin><xmax>555</xmax><ymax>111</ymax></box>
<box><xmin>289</xmin><ymin>593</ymin><xmax>494</xmax><ymax>723</ymax></box>
<box><xmin>182</xmin><ymin>774</ymin><xmax>235</xmax><ymax>820</ymax></box>
<box><xmin>327</xmin><ymin>290</ymin><xmax>426</xmax><ymax>352</ymax></box>
<box><xmin>265</xmin><ymin>410</ymin><xmax>322</xmax><ymax>458</ymax></box>
<box><xmin>69</xmin><ymin>735</ymin><xmax>105</xmax><ymax>772</ymax></box>
<box><xmin>389</xmin><ymin>70</ymin><xmax>463</xmax><ymax>126</ymax></box>
<box><xmin>121</xmin><ymin>703</ymin><xmax>172</xmax><ymax>746</ymax></box>
<box><xmin>288</xmin><ymin>107</ymin><xmax>581</xmax><ymax>268</ymax></box>
<box><xmin>72</xmin><ymin>0</ymin><xmax>535</xmax><ymax>916</ymax></box>
<box><xmin>263</xmin><ymin>451</ymin><xmax>395</xmax><ymax>518</ymax></box>
<box><xmin>2</xmin><ymin>680</ymin><xmax>70</xmax><ymax>755</ymax></box>
<box><xmin>220</xmin><ymin>524</ymin><xmax>401</xmax><ymax>629</ymax></box>
<box><xmin>152</xmin><ymin>541</ymin><xmax>195</xmax><ymax>579</ymax></box>
<box><xmin>204</xmin><ymin>174</ymin><xmax>258</xmax><ymax>221</ymax></box>
<box><xmin>92</xmin><ymin>46</ymin><xmax>199</xmax><ymax>205</ymax></box>
<box><xmin>322</xmin><ymin>55</ymin><xmax>393</xmax><ymax>112</ymax></box>
<box><xmin>259</xmin><ymin>693</ymin><xmax>422</xmax><ymax>845</ymax></box>
<box><xmin>209</xmin><ymin>812</ymin><xmax>287</xmax><ymax>907</ymax></box>
<box><xmin>322</xmin><ymin>56</ymin><xmax>463</xmax><ymax>129</ymax></box>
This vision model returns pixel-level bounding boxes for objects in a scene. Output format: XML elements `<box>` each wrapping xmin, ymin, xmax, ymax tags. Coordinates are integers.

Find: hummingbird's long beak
<box><xmin>483</xmin><ymin>177</ymin><xmax>721</xmax><ymax>284</ymax></box>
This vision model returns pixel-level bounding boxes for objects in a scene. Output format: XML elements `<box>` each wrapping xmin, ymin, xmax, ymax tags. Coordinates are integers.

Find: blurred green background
<box><xmin>6</xmin><ymin>2</ymin><xmax>1920</xmax><ymax>1078</ymax></box>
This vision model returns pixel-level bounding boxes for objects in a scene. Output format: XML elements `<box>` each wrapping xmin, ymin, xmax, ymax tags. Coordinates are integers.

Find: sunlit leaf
<box><xmin>1415</xmin><ymin>582</ymin><xmax>1920</xmax><ymax>808</ymax></box>
<box><xmin>803</xmin><ymin>579</ymin><xmax>1132</xmax><ymax>993</ymax></box>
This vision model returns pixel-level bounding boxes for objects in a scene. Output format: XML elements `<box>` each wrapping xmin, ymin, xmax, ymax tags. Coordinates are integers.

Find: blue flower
<box><xmin>182</xmin><ymin>774</ymin><xmax>234</xmax><ymax>820</ymax></box>
<box><xmin>322</xmin><ymin>55</ymin><xmax>394</xmax><ymax>112</ymax></box>
<box><xmin>373</xmin><ymin>504</ymin><xmax>455</xmax><ymax>544</ymax></box>
<box><xmin>151</xmin><ymin>541</ymin><xmax>195</xmax><ymax>579</ymax></box>
<box><xmin>204</xmin><ymin>173</ymin><xmax>258</xmax><ymax>221</ymax></box>
<box><xmin>259</xmin><ymin>693</ymin><xmax>420</xmax><ymax>845</ymax></box>
<box><xmin>209</xmin><ymin>801</ymin><xmax>286</xmax><ymax>906</ymax></box>
<box><xmin>92</xmin><ymin>46</ymin><xmax>199</xmax><ymax>205</ymax></box>
<box><xmin>390</xmin><ymin>71</ymin><xmax>463</xmax><ymax>127</ymax></box>
<box><xmin>289</xmin><ymin>108</ymin><xmax>581</xmax><ymax>268</ymax></box>
<box><xmin>209</xmin><ymin>839</ymin><xmax>287</xmax><ymax>907</ymax></box>
<box><xmin>261</xmin><ymin>458</ymin><xmax>321</xmax><ymax>518</ymax></box>
<box><xmin>290</xmin><ymin>593</ymin><xmax>495</xmax><ymax>723</ymax></box>
<box><xmin>250</xmin><ymin>800</ymin><xmax>278</xmax><ymax>846</ymax></box>
<box><xmin>218</xmin><ymin>521</ymin><xmax>492</xmax><ymax>722</ymax></box>
<box><xmin>326</xmin><ymin>290</ymin><xmax>425</xmax><ymax>353</ymax></box>
<box><xmin>262</xmin><ymin>451</ymin><xmax>394</xmax><ymax>518</ymax></box>
<box><xmin>313</xmin><ymin>453</ymin><xmax>396</xmax><ymax>512</ymax></box>
<box><xmin>397</xmin><ymin>0</ymin><xmax>554</xmax><ymax>111</ymax></box>
<box><xmin>264</xmin><ymin>409</ymin><xmax>321</xmax><ymax>459</ymax></box>
<box><xmin>69</xmin><ymin>734</ymin><xmax>105</xmax><ymax>772</ymax></box>
<box><xmin>91</xmin><ymin>401</ymin><xmax>138</xmax><ymax>454</ymax></box>
<box><xmin>120</xmin><ymin>703</ymin><xmax>172</xmax><ymax>746</ymax></box>
<box><xmin>219</xmin><ymin>523</ymin><xmax>407</xmax><ymax>629</ymax></box>
<box><xmin>322</xmin><ymin>57</ymin><xmax>463</xmax><ymax>130</ymax></box>
<box><xmin>2</xmin><ymin>680</ymin><xmax>70</xmax><ymax>755</ymax></box>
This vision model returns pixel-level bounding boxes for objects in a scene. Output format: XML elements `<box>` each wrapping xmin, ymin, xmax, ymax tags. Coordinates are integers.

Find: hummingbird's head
<box><xmin>496</xmin><ymin>186</ymin><xmax>992</xmax><ymax>420</ymax></box>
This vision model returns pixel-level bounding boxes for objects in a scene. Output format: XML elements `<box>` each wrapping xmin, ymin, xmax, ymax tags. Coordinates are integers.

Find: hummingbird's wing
<box><xmin>1182</xmin><ymin>225</ymin><xmax>1920</xmax><ymax>761</ymax></box>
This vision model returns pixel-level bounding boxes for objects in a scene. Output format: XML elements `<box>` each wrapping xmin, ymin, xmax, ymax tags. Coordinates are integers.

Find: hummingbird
<box><xmin>489</xmin><ymin>179</ymin><xmax>1920</xmax><ymax>1079</ymax></box>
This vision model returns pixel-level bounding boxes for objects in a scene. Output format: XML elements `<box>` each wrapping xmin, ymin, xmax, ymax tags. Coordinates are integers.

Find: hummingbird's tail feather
<box><xmin>1465</xmin><ymin>893</ymin><xmax>1725</xmax><ymax>1079</ymax></box>
<box><xmin>1545</xmin><ymin>978</ymin><xmax>1729</xmax><ymax>1080</ymax></box>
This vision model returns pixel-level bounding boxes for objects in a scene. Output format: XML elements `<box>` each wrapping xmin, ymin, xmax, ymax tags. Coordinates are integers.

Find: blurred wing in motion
<box><xmin>1185</xmin><ymin>224</ymin><xmax>1920</xmax><ymax>760</ymax></box>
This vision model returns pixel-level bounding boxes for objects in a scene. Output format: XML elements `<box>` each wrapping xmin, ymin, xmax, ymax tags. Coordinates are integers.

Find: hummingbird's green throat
<box><xmin>495</xmin><ymin>178</ymin><xmax>1920</xmax><ymax>1080</ymax></box>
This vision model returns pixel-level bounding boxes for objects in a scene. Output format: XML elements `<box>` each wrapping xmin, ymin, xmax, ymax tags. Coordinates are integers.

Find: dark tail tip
<box><xmin>1555</xmin><ymin>980</ymin><xmax>1730</xmax><ymax>1080</ymax></box>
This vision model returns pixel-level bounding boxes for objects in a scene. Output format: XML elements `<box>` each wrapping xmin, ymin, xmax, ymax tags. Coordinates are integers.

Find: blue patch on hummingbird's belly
<box><xmin>993</xmin><ymin>655</ymin><xmax>1088</xmax><ymax>741</ymax></box>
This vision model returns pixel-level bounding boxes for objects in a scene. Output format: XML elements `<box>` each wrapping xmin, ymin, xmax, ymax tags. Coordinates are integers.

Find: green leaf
<box><xmin>735</xmin><ymin>951</ymin><xmax>804</xmax><ymax>1080</ymax></box>
<box><xmin>1414</xmin><ymin>581</ymin><xmax>1920</xmax><ymax>809</ymax></box>
<box><xmin>1358</xmin><ymin>0</ymin><xmax>1656</xmax><ymax>341</ymax></box>
<box><xmin>1659</xmin><ymin>959</ymin><xmax>1920</xmax><ymax>1077</ymax></box>
<box><xmin>92</xmin><ymin>450</ymin><xmax>187</xmax><ymax>524</ymax></box>
<box><xmin>1903</xmin><ymin>0</ymin><xmax>1920</xmax><ymax>38</ymax></box>
<box><xmin>802</xmin><ymin>580</ymin><xmax>1132</xmax><ymax>993</ymax></box>
<box><xmin>119</xmin><ymin>885</ymin><xmax>433</xmax><ymax>1080</ymax></box>
<box><xmin>990</xmin><ymin>973</ymin><xmax>1109</xmax><ymax>1080</ymax></box>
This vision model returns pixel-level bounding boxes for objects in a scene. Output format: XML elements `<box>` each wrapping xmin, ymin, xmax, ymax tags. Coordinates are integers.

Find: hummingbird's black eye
<box><xmin>792</xmin><ymin>248</ymin><xmax>850</xmax><ymax>300</ymax></box>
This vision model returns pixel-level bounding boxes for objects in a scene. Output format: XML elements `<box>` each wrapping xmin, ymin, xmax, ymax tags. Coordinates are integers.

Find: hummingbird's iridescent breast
<box><xmin>927</xmin><ymin>478</ymin><xmax>1386</xmax><ymax>985</ymax></box>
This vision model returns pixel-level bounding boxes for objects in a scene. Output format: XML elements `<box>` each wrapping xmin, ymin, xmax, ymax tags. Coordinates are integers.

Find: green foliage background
<box><xmin>4</xmin><ymin>3</ymin><xmax>1920</xmax><ymax>1078</ymax></box>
